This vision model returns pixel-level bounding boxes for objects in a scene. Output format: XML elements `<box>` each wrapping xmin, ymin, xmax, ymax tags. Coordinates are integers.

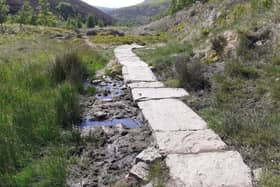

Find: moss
<box><xmin>201</xmin><ymin>28</ymin><xmax>210</xmax><ymax>36</ymax></box>
<box><xmin>164</xmin><ymin>79</ymin><xmax>180</xmax><ymax>88</ymax></box>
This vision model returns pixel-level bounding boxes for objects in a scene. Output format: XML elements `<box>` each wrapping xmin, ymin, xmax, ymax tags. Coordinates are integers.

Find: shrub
<box><xmin>51</xmin><ymin>52</ymin><xmax>85</xmax><ymax>87</ymax></box>
<box><xmin>211</xmin><ymin>36</ymin><xmax>227</xmax><ymax>55</ymax></box>
<box><xmin>225</xmin><ymin>61</ymin><xmax>259</xmax><ymax>79</ymax></box>
<box><xmin>56</xmin><ymin>83</ymin><xmax>80</xmax><ymax>128</ymax></box>
<box><xmin>251</xmin><ymin>0</ymin><xmax>273</xmax><ymax>11</ymax></box>
<box><xmin>175</xmin><ymin>59</ymin><xmax>210</xmax><ymax>91</ymax></box>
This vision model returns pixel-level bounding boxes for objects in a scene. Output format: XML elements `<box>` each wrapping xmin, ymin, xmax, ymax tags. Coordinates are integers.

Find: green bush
<box><xmin>175</xmin><ymin>59</ymin><xmax>210</xmax><ymax>91</ymax></box>
<box><xmin>225</xmin><ymin>61</ymin><xmax>259</xmax><ymax>79</ymax></box>
<box><xmin>51</xmin><ymin>52</ymin><xmax>85</xmax><ymax>87</ymax></box>
<box><xmin>56</xmin><ymin>83</ymin><xmax>80</xmax><ymax>129</ymax></box>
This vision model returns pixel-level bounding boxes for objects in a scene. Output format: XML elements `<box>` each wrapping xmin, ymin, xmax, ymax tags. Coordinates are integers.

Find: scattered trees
<box><xmin>0</xmin><ymin>0</ymin><xmax>9</xmax><ymax>31</ymax></box>
<box><xmin>37</xmin><ymin>0</ymin><xmax>57</xmax><ymax>26</ymax></box>
<box><xmin>17</xmin><ymin>0</ymin><xmax>35</xmax><ymax>26</ymax></box>
<box><xmin>87</xmin><ymin>15</ymin><xmax>97</xmax><ymax>28</ymax></box>
<box><xmin>56</xmin><ymin>2</ymin><xmax>74</xmax><ymax>20</ymax></box>
<box><xmin>0</xmin><ymin>0</ymin><xmax>107</xmax><ymax>29</ymax></box>
<box><xmin>169</xmin><ymin>0</ymin><xmax>196</xmax><ymax>14</ymax></box>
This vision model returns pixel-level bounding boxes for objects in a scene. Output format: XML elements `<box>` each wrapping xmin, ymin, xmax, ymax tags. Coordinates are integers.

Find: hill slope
<box><xmin>7</xmin><ymin>0</ymin><xmax>114</xmax><ymax>25</ymax></box>
<box><xmin>134</xmin><ymin>0</ymin><xmax>280</xmax><ymax>185</ymax></box>
<box><xmin>109</xmin><ymin>0</ymin><xmax>171</xmax><ymax>25</ymax></box>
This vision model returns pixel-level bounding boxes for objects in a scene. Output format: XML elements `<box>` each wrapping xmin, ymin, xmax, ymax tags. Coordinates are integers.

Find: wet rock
<box><xmin>129</xmin><ymin>162</ymin><xmax>150</xmax><ymax>181</ymax></box>
<box><xmin>91</xmin><ymin>79</ymin><xmax>102</xmax><ymax>84</ymax></box>
<box><xmin>136</xmin><ymin>147</ymin><xmax>162</xmax><ymax>163</ymax></box>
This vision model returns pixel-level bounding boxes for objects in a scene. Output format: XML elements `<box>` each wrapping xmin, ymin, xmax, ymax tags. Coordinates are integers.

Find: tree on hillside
<box><xmin>0</xmin><ymin>0</ymin><xmax>9</xmax><ymax>32</ymax></box>
<box><xmin>56</xmin><ymin>2</ymin><xmax>74</xmax><ymax>20</ymax></box>
<box><xmin>169</xmin><ymin>0</ymin><xmax>195</xmax><ymax>14</ymax></box>
<box><xmin>37</xmin><ymin>0</ymin><xmax>57</xmax><ymax>26</ymax></box>
<box><xmin>169</xmin><ymin>0</ymin><xmax>178</xmax><ymax>14</ymax></box>
<box><xmin>17</xmin><ymin>0</ymin><xmax>35</xmax><ymax>26</ymax></box>
<box><xmin>87</xmin><ymin>15</ymin><xmax>97</xmax><ymax>28</ymax></box>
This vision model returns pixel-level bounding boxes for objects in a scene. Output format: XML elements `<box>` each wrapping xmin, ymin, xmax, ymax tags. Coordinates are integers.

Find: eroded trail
<box><xmin>67</xmin><ymin>73</ymin><xmax>155</xmax><ymax>186</ymax></box>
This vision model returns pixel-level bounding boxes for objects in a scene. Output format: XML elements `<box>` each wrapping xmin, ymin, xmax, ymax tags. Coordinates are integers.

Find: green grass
<box><xmin>0</xmin><ymin>26</ymin><xmax>109</xmax><ymax>186</ymax></box>
<box><xmin>146</xmin><ymin>161</ymin><xmax>169</xmax><ymax>187</ymax></box>
<box><xmin>90</xmin><ymin>34</ymin><xmax>169</xmax><ymax>45</ymax></box>
<box><xmin>135</xmin><ymin>42</ymin><xmax>209</xmax><ymax>91</ymax></box>
<box><xmin>135</xmin><ymin>1</ymin><xmax>280</xmax><ymax>183</ymax></box>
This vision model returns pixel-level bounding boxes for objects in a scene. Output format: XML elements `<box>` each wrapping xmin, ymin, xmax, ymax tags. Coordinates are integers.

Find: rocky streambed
<box><xmin>67</xmin><ymin>75</ymin><xmax>158</xmax><ymax>187</ymax></box>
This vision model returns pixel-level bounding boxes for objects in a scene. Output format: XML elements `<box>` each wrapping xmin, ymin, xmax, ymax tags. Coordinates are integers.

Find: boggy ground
<box><xmin>67</xmin><ymin>73</ymin><xmax>154</xmax><ymax>187</ymax></box>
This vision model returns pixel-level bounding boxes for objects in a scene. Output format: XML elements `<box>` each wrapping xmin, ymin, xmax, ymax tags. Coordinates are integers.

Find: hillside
<box><xmin>7</xmin><ymin>0</ymin><xmax>114</xmax><ymax>25</ymax></box>
<box><xmin>134</xmin><ymin>0</ymin><xmax>280</xmax><ymax>185</ymax></box>
<box><xmin>109</xmin><ymin>0</ymin><xmax>171</xmax><ymax>25</ymax></box>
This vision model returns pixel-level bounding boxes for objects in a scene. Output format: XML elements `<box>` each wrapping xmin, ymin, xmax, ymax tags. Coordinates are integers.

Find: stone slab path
<box><xmin>114</xmin><ymin>45</ymin><xmax>253</xmax><ymax>187</ymax></box>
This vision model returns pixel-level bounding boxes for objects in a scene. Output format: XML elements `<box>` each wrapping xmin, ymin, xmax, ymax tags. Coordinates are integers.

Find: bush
<box><xmin>56</xmin><ymin>83</ymin><xmax>80</xmax><ymax>128</ymax></box>
<box><xmin>225</xmin><ymin>61</ymin><xmax>259</xmax><ymax>79</ymax></box>
<box><xmin>211</xmin><ymin>35</ymin><xmax>227</xmax><ymax>55</ymax></box>
<box><xmin>51</xmin><ymin>52</ymin><xmax>85</xmax><ymax>87</ymax></box>
<box><xmin>175</xmin><ymin>59</ymin><xmax>210</xmax><ymax>91</ymax></box>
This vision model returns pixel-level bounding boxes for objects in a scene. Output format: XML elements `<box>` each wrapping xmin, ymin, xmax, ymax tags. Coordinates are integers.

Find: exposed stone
<box><xmin>91</xmin><ymin>79</ymin><xmax>102</xmax><ymax>84</ymax></box>
<box><xmin>138</xmin><ymin>99</ymin><xmax>207</xmax><ymax>131</ymax></box>
<box><xmin>132</xmin><ymin>88</ymin><xmax>189</xmax><ymax>101</ymax></box>
<box><xmin>155</xmin><ymin>130</ymin><xmax>227</xmax><ymax>154</ymax></box>
<box><xmin>94</xmin><ymin>111</ymin><xmax>107</xmax><ymax>120</ymax></box>
<box><xmin>166</xmin><ymin>151</ymin><xmax>253</xmax><ymax>187</ymax></box>
<box><xmin>136</xmin><ymin>147</ymin><xmax>162</xmax><ymax>163</ymax></box>
<box><xmin>129</xmin><ymin>162</ymin><xmax>150</xmax><ymax>181</ymax></box>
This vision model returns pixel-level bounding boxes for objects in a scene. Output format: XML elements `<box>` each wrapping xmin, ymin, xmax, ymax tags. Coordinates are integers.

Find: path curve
<box><xmin>114</xmin><ymin>45</ymin><xmax>253</xmax><ymax>187</ymax></box>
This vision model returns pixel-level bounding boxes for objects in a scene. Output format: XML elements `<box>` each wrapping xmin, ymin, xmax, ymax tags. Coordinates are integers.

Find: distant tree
<box><xmin>56</xmin><ymin>2</ymin><xmax>74</xmax><ymax>20</ymax></box>
<box><xmin>98</xmin><ymin>19</ymin><xmax>104</xmax><ymax>27</ymax></box>
<box><xmin>76</xmin><ymin>17</ymin><xmax>82</xmax><ymax>28</ymax></box>
<box><xmin>169</xmin><ymin>0</ymin><xmax>178</xmax><ymax>14</ymax></box>
<box><xmin>0</xmin><ymin>0</ymin><xmax>9</xmax><ymax>31</ymax></box>
<box><xmin>87</xmin><ymin>15</ymin><xmax>97</xmax><ymax>28</ymax></box>
<box><xmin>17</xmin><ymin>0</ymin><xmax>34</xmax><ymax>26</ymax></box>
<box><xmin>37</xmin><ymin>0</ymin><xmax>57</xmax><ymax>26</ymax></box>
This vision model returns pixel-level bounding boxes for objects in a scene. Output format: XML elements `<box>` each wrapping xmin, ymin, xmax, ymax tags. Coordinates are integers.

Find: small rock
<box><xmin>92</xmin><ymin>79</ymin><xmax>102</xmax><ymax>84</ymax></box>
<box><xmin>256</xmin><ymin>40</ymin><xmax>263</xmax><ymax>46</ymax></box>
<box><xmin>94</xmin><ymin>111</ymin><xmax>107</xmax><ymax>120</ymax></box>
<box><xmin>129</xmin><ymin>162</ymin><xmax>149</xmax><ymax>181</ymax></box>
<box><xmin>136</xmin><ymin>147</ymin><xmax>162</xmax><ymax>163</ymax></box>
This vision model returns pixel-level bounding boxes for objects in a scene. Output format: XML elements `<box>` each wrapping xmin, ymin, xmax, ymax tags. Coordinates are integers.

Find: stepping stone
<box><xmin>155</xmin><ymin>130</ymin><xmax>227</xmax><ymax>154</ymax></box>
<box><xmin>118</xmin><ymin>59</ymin><xmax>148</xmax><ymax>67</ymax></box>
<box><xmin>129</xmin><ymin>162</ymin><xmax>149</xmax><ymax>181</ymax></box>
<box><xmin>136</xmin><ymin>147</ymin><xmax>162</xmax><ymax>163</ymax></box>
<box><xmin>166</xmin><ymin>151</ymin><xmax>253</xmax><ymax>187</ymax></box>
<box><xmin>138</xmin><ymin>99</ymin><xmax>207</xmax><ymax>131</ymax></box>
<box><xmin>128</xmin><ymin>82</ymin><xmax>164</xmax><ymax>89</ymax></box>
<box><xmin>132</xmin><ymin>88</ymin><xmax>188</xmax><ymax>101</ymax></box>
<box><xmin>122</xmin><ymin>66</ymin><xmax>157</xmax><ymax>83</ymax></box>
